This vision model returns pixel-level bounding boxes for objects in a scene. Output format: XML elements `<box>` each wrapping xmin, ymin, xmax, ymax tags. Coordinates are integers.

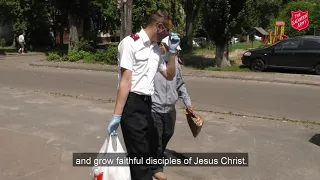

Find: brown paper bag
<box><xmin>185</xmin><ymin>108</ymin><xmax>204</xmax><ymax>138</ymax></box>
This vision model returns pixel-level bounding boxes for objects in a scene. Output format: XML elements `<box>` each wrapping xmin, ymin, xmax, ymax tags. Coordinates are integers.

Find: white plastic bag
<box><xmin>91</xmin><ymin>136</ymin><xmax>131</xmax><ymax>180</ymax></box>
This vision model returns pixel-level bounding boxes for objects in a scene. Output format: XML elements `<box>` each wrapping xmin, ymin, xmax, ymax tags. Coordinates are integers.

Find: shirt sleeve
<box><xmin>118</xmin><ymin>37</ymin><xmax>134</xmax><ymax>71</ymax></box>
<box><xmin>157</xmin><ymin>55</ymin><xmax>167</xmax><ymax>72</ymax></box>
<box><xmin>176</xmin><ymin>62</ymin><xmax>192</xmax><ymax>106</ymax></box>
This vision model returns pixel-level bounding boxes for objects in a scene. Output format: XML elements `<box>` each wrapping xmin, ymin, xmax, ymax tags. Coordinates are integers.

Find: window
<box><xmin>274</xmin><ymin>40</ymin><xmax>300</xmax><ymax>50</ymax></box>
<box><xmin>301</xmin><ymin>40</ymin><xmax>320</xmax><ymax>50</ymax></box>
<box><xmin>280</xmin><ymin>40</ymin><xmax>300</xmax><ymax>50</ymax></box>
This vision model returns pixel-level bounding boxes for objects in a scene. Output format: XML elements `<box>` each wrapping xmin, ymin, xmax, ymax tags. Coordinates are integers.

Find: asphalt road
<box><xmin>1</xmin><ymin>56</ymin><xmax>320</xmax><ymax>123</ymax></box>
<box><xmin>1</xmin><ymin>86</ymin><xmax>319</xmax><ymax>180</ymax></box>
<box><xmin>1</xmin><ymin>56</ymin><xmax>320</xmax><ymax>180</ymax></box>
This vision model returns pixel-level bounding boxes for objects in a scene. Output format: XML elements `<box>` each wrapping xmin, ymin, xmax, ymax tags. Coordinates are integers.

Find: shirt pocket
<box><xmin>149</xmin><ymin>54</ymin><xmax>161</xmax><ymax>76</ymax></box>
<box><xmin>134</xmin><ymin>48</ymin><xmax>149</xmax><ymax>70</ymax></box>
<box><xmin>135</xmin><ymin>48</ymin><xmax>150</xmax><ymax>61</ymax></box>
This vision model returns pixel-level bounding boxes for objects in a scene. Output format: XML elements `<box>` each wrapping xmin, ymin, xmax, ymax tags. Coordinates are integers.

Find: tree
<box><xmin>52</xmin><ymin>0</ymin><xmax>120</xmax><ymax>50</ymax></box>
<box><xmin>86</xmin><ymin>0</ymin><xmax>120</xmax><ymax>43</ymax></box>
<box><xmin>131</xmin><ymin>0</ymin><xmax>184</xmax><ymax>34</ymax></box>
<box><xmin>132</xmin><ymin>0</ymin><xmax>170</xmax><ymax>33</ymax></box>
<box><xmin>203</xmin><ymin>0</ymin><xmax>247</xmax><ymax>67</ymax></box>
<box><xmin>183</xmin><ymin>0</ymin><xmax>204</xmax><ymax>49</ymax></box>
<box><xmin>270</xmin><ymin>0</ymin><xmax>318</xmax><ymax>37</ymax></box>
<box><xmin>254</xmin><ymin>0</ymin><xmax>284</xmax><ymax>29</ymax></box>
<box><xmin>0</xmin><ymin>0</ymin><xmax>26</xmax><ymax>46</ymax></box>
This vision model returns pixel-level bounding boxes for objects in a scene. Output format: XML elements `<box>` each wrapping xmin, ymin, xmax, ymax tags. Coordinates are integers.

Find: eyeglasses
<box><xmin>158</xmin><ymin>23</ymin><xmax>170</xmax><ymax>35</ymax></box>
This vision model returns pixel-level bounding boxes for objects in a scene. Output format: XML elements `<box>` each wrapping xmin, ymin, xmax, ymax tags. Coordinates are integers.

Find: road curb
<box><xmin>29</xmin><ymin>62</ymin><xmax>118</xmax><ymax>73</ymax></box>
<box><xmin>29</xmin><ymin>62</ymin><xmax>320</xmax><ymax>87</ymax></box>
<box><xmin>185</xmin><ymin>74</ymin><xmax>320</xmax><ymax>87</ymax></box>
<box><xmin>0</xmin><ymin>53</ymin><xmax>45</xmax><ymax>59</ymax></box>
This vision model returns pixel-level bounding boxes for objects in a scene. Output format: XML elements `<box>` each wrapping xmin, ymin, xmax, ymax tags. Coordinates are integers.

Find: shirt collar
<box><xmin>139</xmin><ymin>29</ymin><xmax>151</xmax><ymax>45</ymax></box>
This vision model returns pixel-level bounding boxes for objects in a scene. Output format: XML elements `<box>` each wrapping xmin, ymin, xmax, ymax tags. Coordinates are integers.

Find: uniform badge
<box><xmin>130</xmin><ymin>33</ymin><xmax>140</xmax><ymax>41</ymax></box>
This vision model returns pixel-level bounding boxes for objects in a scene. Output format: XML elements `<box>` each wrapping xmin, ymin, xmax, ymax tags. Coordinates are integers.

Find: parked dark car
<box><xmin>241</xmin><ymin>36</ymin><xmax>320</xmax><ymax>75</ymax></box>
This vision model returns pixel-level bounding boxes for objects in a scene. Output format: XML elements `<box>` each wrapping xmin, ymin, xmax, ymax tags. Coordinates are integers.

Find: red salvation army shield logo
<box><xmin>291</xmin><ymin>10</ymin><xmax>309</xmax><ymax>31</ymax></box>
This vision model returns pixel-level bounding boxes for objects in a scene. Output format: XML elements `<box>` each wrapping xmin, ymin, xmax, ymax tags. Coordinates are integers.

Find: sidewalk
<box><xmin>0</xmin><ymin>86</ymin><xmax>319</xmax><ymax>180</ymax></box>
<box><xmin>0</xmin><ymin>52</ymin><xmax>45</xmax><ymax>58</ymax></box>
<box><xmin>29</xmin><ymin>60</ymin><xmax>320</xmax><ymax>87</ymax></box>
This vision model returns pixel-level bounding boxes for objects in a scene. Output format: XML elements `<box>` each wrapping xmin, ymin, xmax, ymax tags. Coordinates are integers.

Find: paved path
<box><xmin>2</xmin><ymin>56</ymin><xmax>320</xmax><ymax>123</ymax></box>
<box><xmin>0</xmin><ymin>86</ymin><xmax>319</xmax><ymax>180</ymax></box>
<box><xmin>1</xmin><ymin>55</ymin><xmax>320</xmax><ymax>180</ymax></box>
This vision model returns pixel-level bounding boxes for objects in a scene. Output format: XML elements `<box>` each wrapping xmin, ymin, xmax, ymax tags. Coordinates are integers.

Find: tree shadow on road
<box><xmin>179</xmin><ymin>52</ymin><xmax>215</xmax><ymax>69</ymax></box>
<box><xmin>309</xmin><ymin>134</ymin><xmax>320</xmax><ymax>147</ymax></box>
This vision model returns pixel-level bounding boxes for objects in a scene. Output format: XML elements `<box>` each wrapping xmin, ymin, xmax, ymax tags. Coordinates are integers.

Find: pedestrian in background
<box><xmin>107</xmin><ymin>10</ymin><xmax>181</xmax><ymax>180</ymax></box>
<box><xmin>18</xmin><ymin>33</ymin><xmax>25</xmax><ymax>54</ymax></box>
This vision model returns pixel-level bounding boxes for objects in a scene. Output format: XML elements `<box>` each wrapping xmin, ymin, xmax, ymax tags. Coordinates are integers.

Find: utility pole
<box><xmin>117</xmin><ymin>0</ymin><xmax>133</xmax><ymax>41</ymax></box>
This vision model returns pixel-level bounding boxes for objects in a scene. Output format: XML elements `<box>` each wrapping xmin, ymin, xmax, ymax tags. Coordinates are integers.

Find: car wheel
<box><xmin>315</xmin><ymin>64</ymin><xmax>320</xmax><ymax>75</ymax></box>
<box><xmin>250</xmin><ymin>59</ymin><xmax>265</xmax><ymax>72</ymax></box>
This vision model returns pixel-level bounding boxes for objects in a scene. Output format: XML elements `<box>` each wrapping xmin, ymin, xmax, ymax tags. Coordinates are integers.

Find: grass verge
<box><xmin>189</xmin><ymin>41</ymin><xmax>262</xmax><ymax>56</ymax></box>
<box><xmin>204</xmin><ymin>65</ymin><xmax>250</xmax><ymax>72</ymax></box>
<box><xmin>231</xmin><ymin>41</ymin><xmax>262</xmax><ymax>51</ymax></box>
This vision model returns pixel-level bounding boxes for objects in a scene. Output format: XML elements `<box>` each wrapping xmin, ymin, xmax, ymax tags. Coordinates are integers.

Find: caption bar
<box><xmin>73</xmin><ymin>153</ymin><xmax>248</xmax><ymax>167</ymax></box>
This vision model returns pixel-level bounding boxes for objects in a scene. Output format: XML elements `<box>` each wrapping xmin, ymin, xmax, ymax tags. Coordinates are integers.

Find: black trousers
<box><xmin>151</xmin><ymin>109</ymin><xmax>176</xmax><ymax>173</ymax></box>
<box><xmin>120</xmin><ymin>92</ymin><xmax>158</xmax><ymax>180</ymax></box>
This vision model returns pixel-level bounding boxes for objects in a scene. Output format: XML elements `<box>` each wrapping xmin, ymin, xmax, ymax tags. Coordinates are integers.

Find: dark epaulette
<box><xmin>130</xmin><ymin>33</ymin><xmax>140</xmax><ymax>41</ymax></box>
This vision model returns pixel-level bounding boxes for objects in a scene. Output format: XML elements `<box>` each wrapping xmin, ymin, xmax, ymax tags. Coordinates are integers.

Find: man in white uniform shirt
<box><xmin>107</xmin><ymin>10</ymin><xmax>180</xmax><ymax>180</ymax></box>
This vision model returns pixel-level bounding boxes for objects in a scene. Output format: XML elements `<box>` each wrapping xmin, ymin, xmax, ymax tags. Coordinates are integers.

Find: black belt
<box><xmin>129</xmin><ymin>92</ymin><xmax>151</xmax><ymax>101</ymax></box>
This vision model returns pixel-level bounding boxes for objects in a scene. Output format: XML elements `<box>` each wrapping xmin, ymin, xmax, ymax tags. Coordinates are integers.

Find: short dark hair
<box><xmin>146</xmin><ymin>10</ymin><xmax>172</xmax><ymax>28</ymax></box>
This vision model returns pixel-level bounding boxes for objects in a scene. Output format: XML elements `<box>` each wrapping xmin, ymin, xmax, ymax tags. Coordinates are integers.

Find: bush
<box><xmin>67</xmin><ymin>50</ymin><xmax>83</xmax><ymax>62</ymax></box>
<box><xmin>79</xmin><ymin>50</ymin><xmax>92</xmax><ymax>59</ymax></box>
<box><xmin>104</xmin><ymin>46</ymin><xmax>118</xmax><ymax>65</ymax></box>
<box><xmin>61</xmin><ymin>54</ymin><xmax>68</xmax><ymax>61</ymax></box>
<box><xmin>83</xmin><ymin>46</ymin><xmax>118</xmax><ymax>65</ymax></box>
<box><xmin>46</xmin><ymin>43</ymin><xmax>118</xmax><ymax>65</ymax></box>
<box><xmin>84</xmin><ymin>50</ymin><xmax>105</xmax><ymax>62</ymax></box>
<box><xmin>77</xmin><ymin>39</ymin><xmax>95</xmax><ymax>52</ymax></box>
<box><xmin>270</xmin><ymin>1</ymin><xmax>316</xmax><ymax>37</ymax></box>
<box><xmin>47</xmin><ymin>52</ymin><xmax>61</xmax><ymax>61</ymax></box>
<box><xmin>0</xmin><ymin>39</ymin><xmax>6</xmax><ymax>47</ymax></box>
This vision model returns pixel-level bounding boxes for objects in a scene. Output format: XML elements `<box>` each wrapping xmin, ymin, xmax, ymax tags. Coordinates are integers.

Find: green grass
<box><xmin>231</xmin><ymin>41</ymin><xmax>262</xmax><ymax>51</ymax></box>
<box><xmin>205</xmin><ymin>65</ymin><xmax>250</xmax><ymax>72</ymax></box>
<box><xmin>0</xmin><ymin>46</ymin><xmax>15</xmax><ymax>50</ymax></box>
<box><xmin>191</xmin><ymin>48</ymin><xmax>215</xmax><ymax>55</ymax></box>
<box><xmin>186</xmin><ymin>41</ymin><xmax>262</xmax><ymax>56</ymax></box>
<box><xmin>0</xmin><ymin>46</ymin><xmax>18</xmax><ymax>55</ymax></box>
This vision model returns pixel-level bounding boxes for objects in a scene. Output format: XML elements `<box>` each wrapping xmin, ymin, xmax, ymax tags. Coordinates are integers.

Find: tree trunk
<box><xmin>59</xmin><ymin>27</ymin><xmax>64</xmax><ymax>45</ymax></box>
<box><xmin>11</xmin><ymin>35</ymin><xmax>16</xmax><ymax>48</ymax></box>
<box><xmin>82</xmin><ymin>16</ymin><xmax>90</xmax><ymax>40</ymax></box>
<box><xmin>215</xmin><ymin>41</ymin><xmax>231</xmax><ymax>67</ymax></box>
<box><xmin>186</xmin><ymin>19</ymin><xmax>194</xmax><ymax>49</ymax></box>
<box><xmin>51</xmin><ymin>25</ymin><xmax>57</xmax><ymax>46</ymax></box>
<box><xmin>68</xmin><ymin>13</ymin><xmax>79</xmax><ymax>51</ymax></box>
<box><xmin>185</xmin><ymin>0</ymin><xmax>194</xmax><ymax>49</ymax></box>
<box><xmin>90</xmin><ymin>18</ymin><xmax>98</xmax><ymax>46</ymax></box>
<box><xmin>120</xmin><ymin>2</ymin><xmax>125</xmax><ymax>41</ymax></box>
<box><xmin>121</xmin><ymin>0</ymin><xmax>133</xmax><ymax>39</ymax></box>
<box><xmin>126</xmin><ymin>0</ymin><xmax>133</xmax><ymax>36</ymax></box>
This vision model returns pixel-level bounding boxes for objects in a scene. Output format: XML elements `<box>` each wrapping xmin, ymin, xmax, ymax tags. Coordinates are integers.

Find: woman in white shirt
<box><xmin>18</xmin><ymin>33</ymin><xmax>25</xmax><ymax>54</ymax></box>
